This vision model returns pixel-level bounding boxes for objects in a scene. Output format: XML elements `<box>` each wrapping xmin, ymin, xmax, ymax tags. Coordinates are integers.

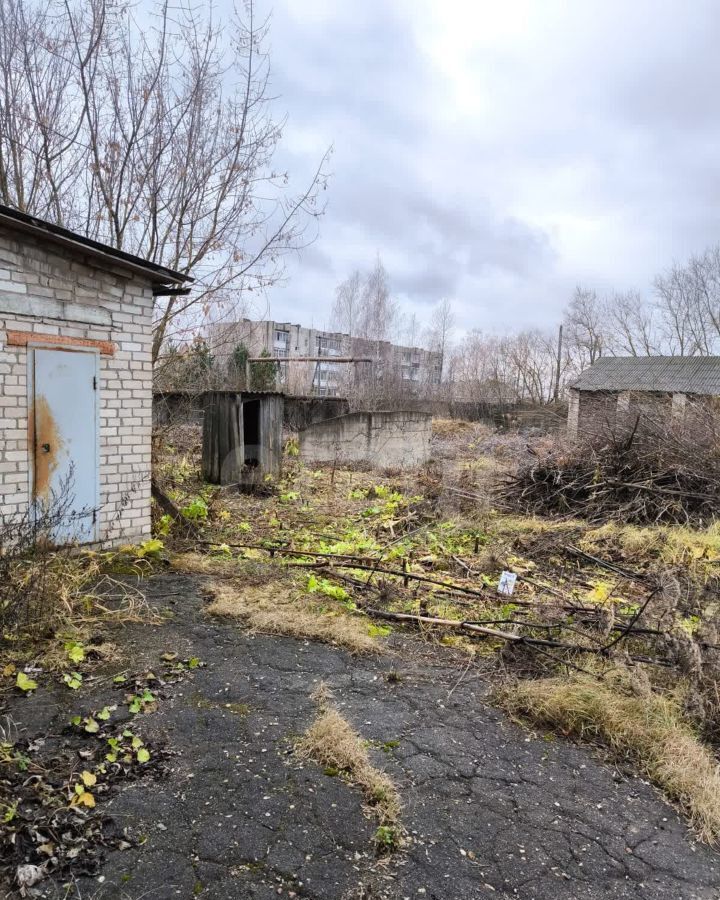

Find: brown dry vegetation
<box><xmin>297</xmin><ymin>684</ymin><xmax>402</xmax><ymax>848</ymax></box>
<box><xmin>174</xmin><ymin>554</ymin><xmax>382</xmax><ymax>654</ymax></box>
<box><xmin>431</xmin><ymin>417</ymin><xmax>475</xmax><ymax>437</ymax></box>
<box><xmin>500</xmin><ymin>672</ymin><xmax>720</xmax><ymax>845</ymax></box>
<box><xmin>0</xmin><ymin>539</ymin><xmax>160</xmax><ymax>678</ymax></box>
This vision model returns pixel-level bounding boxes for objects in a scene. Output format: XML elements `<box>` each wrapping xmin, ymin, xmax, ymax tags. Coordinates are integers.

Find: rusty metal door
<box><xmin>31</xmin><ymin>348</ymin><xmax>98</xmax><ymax>543</ymax></box>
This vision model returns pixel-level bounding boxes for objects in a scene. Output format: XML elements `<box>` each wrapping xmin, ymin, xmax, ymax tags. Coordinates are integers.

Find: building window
<box><xmin>317</xmin><ymin>335</ymin><xmax>342</xmax><ymax>356</ymax></box>
<box><xmin>401</xmin><ymin>363</ymin><xmax>420</xmax><ymax>381</ymax></box>
<box><xmin>273</xmin><ymin>329</ymin><xmax>290</xmax><ymax>347</ymax></box>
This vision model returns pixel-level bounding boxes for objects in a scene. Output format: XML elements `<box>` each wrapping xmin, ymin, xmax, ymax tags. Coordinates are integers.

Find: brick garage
<box><xmin>0</xmin><ymin>205</ymin><xmax>189</xmax><ymax>545</ymax></box>
<box><xmin>568</xmin><ymin>356</ymin><xmax>720</xmax><ymax>444</ymax></box>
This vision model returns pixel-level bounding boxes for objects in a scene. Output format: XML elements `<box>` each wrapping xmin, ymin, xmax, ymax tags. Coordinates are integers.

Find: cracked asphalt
<box><xmin>6</xmin><ymin>572</ymin><xmax>720</xmax><ymax>899</ymax></box>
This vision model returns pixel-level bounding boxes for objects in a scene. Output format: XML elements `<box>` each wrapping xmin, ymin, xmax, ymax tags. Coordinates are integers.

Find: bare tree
<box><xmin>427</xmin><ymin>298</ymin><xmax>455</xmax><ymax>383</ymax></box>
<box><xmin>653</xmin><ymin>264</ymin><xmax>700</xmax><ymax>356</ymax></box>
<box><xmin>357</xmin><ymin>255</ymin><xmax>397</xmax><ymax>345</ymax></box>
<box><xmin>402</xmin><ymin>311</ymin><xmax>421</xmax><ymax>349</ymax></box>
<box><xmin>606</xmin><ymin>291</ymin><xmax>658</xmax><ymax>356</ymax></box>
<box><xmin>687</xmin><ymin>246</ymin><xmax>720</xmax><ymax>350</ymax></box>
<box><xmin>0</xmin><ymin>0</ymin><xmax>330</xmax><ymax>362</ymax></box>
<box><xmin>331</xmin><ymin>270</ymin><xmax>362</xmax><ymax>336</ymax></box>
<box><xmin>564</xmin><ymin>287</ymin><xmax>607</xmax><ymax>368</ymax></box>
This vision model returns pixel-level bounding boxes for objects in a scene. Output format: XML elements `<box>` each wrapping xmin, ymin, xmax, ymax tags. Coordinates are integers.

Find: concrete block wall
<box><xmin>0</xmin><ymin>230</ymin><xmax>153</xmax><ymax>545</ymax></box>
<box><xmin>299</xmin><ymin>410</ymin><xmax>432</xmax><ymax>469</ymax></box>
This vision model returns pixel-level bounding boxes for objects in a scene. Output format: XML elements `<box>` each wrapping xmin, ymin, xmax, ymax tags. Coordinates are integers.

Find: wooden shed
<box><xmin>202</xmin><ymin>391</ymin><xmax>284</xmax><ymax>489</ymax></box>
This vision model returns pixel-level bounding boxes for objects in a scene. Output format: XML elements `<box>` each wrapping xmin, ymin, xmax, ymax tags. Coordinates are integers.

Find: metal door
<box><xmin>31</xmin><ymin>348</ymin><xmax>98</xmax><ymax>543</ymax></box>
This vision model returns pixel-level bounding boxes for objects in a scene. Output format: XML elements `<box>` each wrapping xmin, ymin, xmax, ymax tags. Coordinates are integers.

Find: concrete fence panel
<box><xmin>299</xmin><ymin>410</ymin><xmax>432</xmax><ymax>469</ymax></box>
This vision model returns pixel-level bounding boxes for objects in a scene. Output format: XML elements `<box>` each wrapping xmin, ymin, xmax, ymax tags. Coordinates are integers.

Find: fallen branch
<box><xmin>362</xmin><ymin>608</ymin><xmax>672</xmax><ymax>666</ymax></box>
<box><xmin>601</xmin><ymin>588</ymin><xmax>660</xmax><ymax>653</ymax></box>
<box><xmin>152</xmin><ymin>479</ymin><xmax>200</xmax><ymax>537</ymax></box>
<box><xmin>564</xmin><ymin>545</ymin><xmax>646</xmax><ymax>582</ymax></box>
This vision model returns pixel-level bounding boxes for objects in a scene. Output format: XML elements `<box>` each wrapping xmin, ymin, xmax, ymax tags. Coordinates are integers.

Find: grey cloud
<box><xmin>245</xmin><ymin>0</ymin><xmax>720</xmax><ymax>336</ymax></box>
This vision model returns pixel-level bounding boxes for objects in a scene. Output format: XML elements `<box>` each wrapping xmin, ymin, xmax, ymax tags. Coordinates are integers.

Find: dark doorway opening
<box><xmin>243</xmin><ymin>400</ymin><xmax>260</xmax><ymax>468</ymax></box>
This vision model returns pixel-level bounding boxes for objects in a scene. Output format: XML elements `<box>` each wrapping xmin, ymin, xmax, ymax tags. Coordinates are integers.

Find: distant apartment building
<box><xmin>208</xmin><ymin>318</ymin><xmax>442</xmax><ymax>397</ymax></box>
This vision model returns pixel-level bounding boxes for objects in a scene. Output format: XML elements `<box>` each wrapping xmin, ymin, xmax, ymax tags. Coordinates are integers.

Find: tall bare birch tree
<box><xmin>427</xmin><ymin>297</ymin><xmax>455</xmax><ymax>382</ymax></box>
<box><xmin>0</xmin><ymin>0</ymin><xmax>329</xmax><ymax>362</ymax></box>
<box><xmin>331</xmin><ymin>270</ymin><xmax>362</xmax><ymax>337</ymax></box>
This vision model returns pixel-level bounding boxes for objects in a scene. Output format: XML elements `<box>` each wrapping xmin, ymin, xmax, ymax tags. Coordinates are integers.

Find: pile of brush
<box><xmin>497</xmin><ymin>417</ymin><xmax>720</xmax><ymax>526</ymax></box>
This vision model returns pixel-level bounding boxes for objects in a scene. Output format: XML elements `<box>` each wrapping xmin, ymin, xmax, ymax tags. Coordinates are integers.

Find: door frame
<box><xmin>26</xmin><ymin>343</ymin><xmax>100</xmax><ymax>543</ymax></box>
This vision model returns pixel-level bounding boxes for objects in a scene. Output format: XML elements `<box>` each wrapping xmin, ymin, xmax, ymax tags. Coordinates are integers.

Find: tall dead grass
<box><xmin>297</xmin><ymin>684</ymin><xmax>402</xmax><ymax>841</ymax></box>
<box><xmin>183</xmin><ymin>553</ymin><xmax>381</xmax><ymax>654</ymax></box>
<box><xmin>431</xmin><ymin>418</ymin><xmax>475</xmax><ymax>438</ymax></box>
<box><xmin>500</xmin><ymin>674</ymin><xmax>720</xmax><ymax>845</ymax></box>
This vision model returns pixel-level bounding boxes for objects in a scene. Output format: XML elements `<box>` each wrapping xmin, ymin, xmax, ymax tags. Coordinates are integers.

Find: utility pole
<box><xmin>553</xmin><ymin>324</ymin><xmax>563</xmax><ymax>403</ymax></box>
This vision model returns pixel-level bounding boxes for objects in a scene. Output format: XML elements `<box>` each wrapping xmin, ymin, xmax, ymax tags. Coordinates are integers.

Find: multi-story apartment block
<box><xmin>208</xmin><ymin>318</ymin><xmax>442</xmax><ymax>397</ymax></box>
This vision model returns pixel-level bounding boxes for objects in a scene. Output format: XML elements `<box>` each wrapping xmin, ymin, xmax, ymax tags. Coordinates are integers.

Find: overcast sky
<box><xmin>252</xmin><ymin>0</ymin><xmax>720</xmax><ymax>341</ymax></box>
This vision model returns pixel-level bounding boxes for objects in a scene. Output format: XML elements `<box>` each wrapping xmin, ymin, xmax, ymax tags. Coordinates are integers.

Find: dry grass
<box><xmin>190</xmin><ymin>557</ymin><xmax>382</xmax><ymax>655</ymax></box>
<box><xmin>431</xmin><ymin>418</ymin><xmax>475</xmax><ymax>437</ymax></box>
<box><xmin>297</xmin><ymin>684</ymin><xmax>402</xmax><ymax>842</ymax></box>
<box><xmin>500</xmin><ymin>674</ymin><xmax>720</xmax><ymax>845</ymax></box>
<box><xmin>206</xmin><ymin>581</ymin><xmax>378</xmax><ymax>654</ymax></box>
<box><xmin>580</xmin><ymin>521</ymin><xmax>720</xmax><ymax>581</ymax></box>
<box><xmin>2</xmin><ymin>546</ymin><xmax>158</xmax><ymax>676</ymax></box>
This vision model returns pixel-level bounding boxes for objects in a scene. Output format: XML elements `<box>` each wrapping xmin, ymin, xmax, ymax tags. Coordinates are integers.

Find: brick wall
<box><xmin>0</xmin><ymin>229</ymin><xmax>153</xmax><ymax>545</ymax></box>
<box><xmin>574</xmin><ymin>389</ymin><xmax>677</xmax><ymax>446</ymax></box>
<box><xmin>576</xmin><ymin>390</ymin><xmax>618</xmax><ymax>441</ymax></box>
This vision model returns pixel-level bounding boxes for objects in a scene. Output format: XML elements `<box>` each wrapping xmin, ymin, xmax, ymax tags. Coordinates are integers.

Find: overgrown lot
<box><xmin>4</xmin><ymin>417</ymin><xmax>720</xmax><ymax>895</ymax></box>
<box><xmin>152</xmin><ymin>419</ymin><xmax>720</xmax><ymax>846</ymax></box>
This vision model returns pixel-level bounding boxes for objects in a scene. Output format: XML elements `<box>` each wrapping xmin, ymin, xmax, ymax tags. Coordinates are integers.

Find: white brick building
<box><xmin>0</xmin><ymin>205</ymin><xmax>190</xmax><ymax>545</ymax></box>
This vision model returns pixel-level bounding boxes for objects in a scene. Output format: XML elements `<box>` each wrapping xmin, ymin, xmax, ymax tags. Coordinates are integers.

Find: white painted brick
<box><xmin>0</xmin><ymin>236</ymin><xmax>156</xmax><ymax>544</ymax></box>
<box><xmin>0</xmin><ymin>279</ymin><xmax>28</xmax><ymax>295</ymax></box>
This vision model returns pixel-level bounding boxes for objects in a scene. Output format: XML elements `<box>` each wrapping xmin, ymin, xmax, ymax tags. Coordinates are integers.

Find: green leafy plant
<box><xmin>374</xmin><ymin>825</ymin><xmax>400</xmax><ymax>852</ymax></box>
<box><xmin>64</xmin><ymin>640</ymin><xmax>85</xmax><ymax>664</ymax></box>
<box><xmin>1</xmin><ymin>801</ymin><xmax>18</xmax><ymax>823</ymax></box>
<box><xmin>211</xmin><ymin>543</ymin><xmax>233</xmax><ymax>557</ymax></box>
<box><xmin>128</xmin><ymin>689</ymin><xmax>156</xmax><ymax>714</ymax></box>
<box><xmin>182</xmin><ymin>497</ymin><xmax>209</xmax><ymax>523</ymax></box>
<box><xmin>306</xmin><ymin>574</ymin><xmax>350</xmax><ymax>602</ymax></box>
<box><xmin>367</xmin><ymin>624</ymin><xmax>391</xmax><ymax>638</ymax></box>
<box><xmin>62</xmin><ymin>671</ymin><xmax>83</xmax><ymax>690</ymax></box>
<box><xmin>156</xmin><ymin>514</ymin><xmax>173</xmax><ymax>536</ymax></box>
<box><xmin>15</xmin><ymin>672</ymin><xmax>37</xmax><ymax>693</ymax></box>
<box><xmin>136</xmin><ymin>538</ymin><xmax>165</xmax><ymax>559</ymax></box>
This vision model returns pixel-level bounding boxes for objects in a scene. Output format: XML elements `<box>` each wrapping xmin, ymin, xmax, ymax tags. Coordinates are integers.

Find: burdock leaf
<box><xmin>16</xmin><ymin>672</ymin><xmax>38</xmax><ymax>692</ymax></box>
<box><xmin>66</xmin><ymin>643</ymin><xmax>85</xmax><ymax>664</ymax></box>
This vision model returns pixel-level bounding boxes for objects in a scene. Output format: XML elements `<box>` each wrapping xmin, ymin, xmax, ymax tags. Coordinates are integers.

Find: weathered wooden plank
<box><xmin>202</xmin><ymin>392</ymin><xmax>244</xmax><ymax>485</ymax></box>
